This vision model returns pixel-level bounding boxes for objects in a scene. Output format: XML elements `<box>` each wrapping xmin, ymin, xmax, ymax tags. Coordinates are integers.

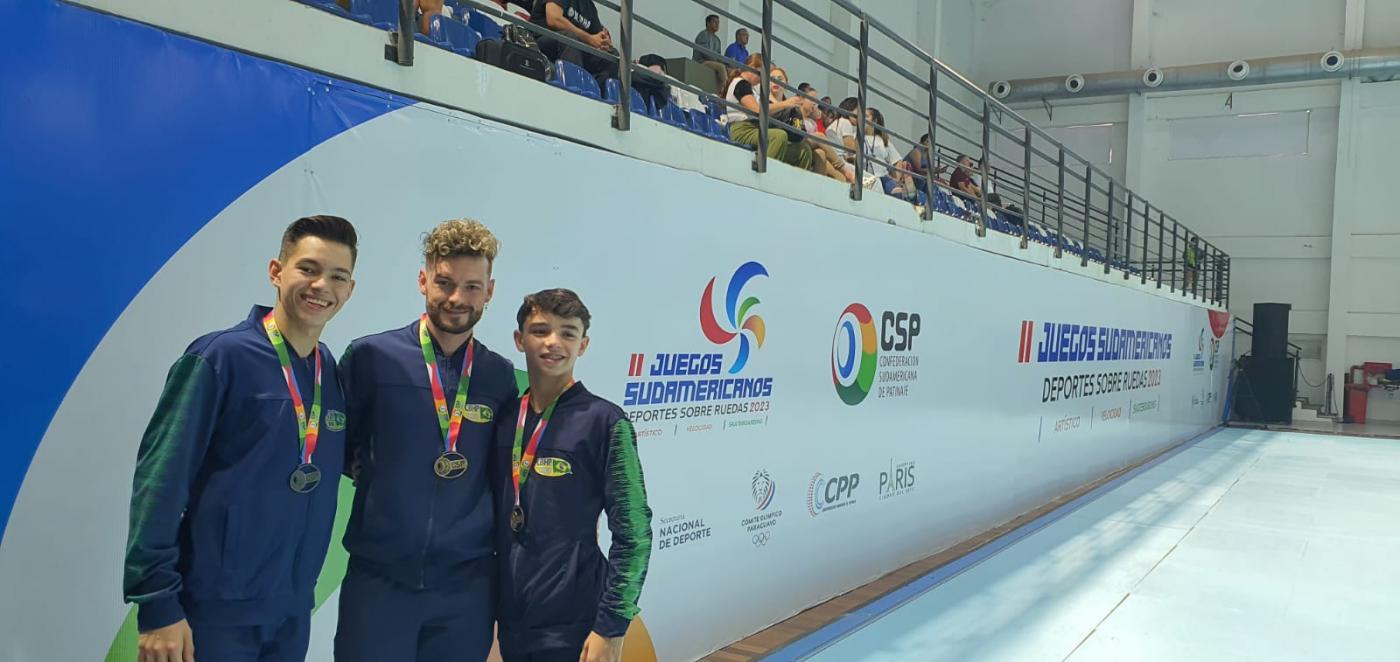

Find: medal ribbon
<box><xmin>262</xmin><ymin>311</ymin><xmax>321</xmax><ymax>464</ymax></box>
<box><xmin>419</xmin><ymin>314</ymin><xmax>475</xmax><ymax>454</ymax></box>
<box><xmin>511</xmin><ymin>382</ymin><xmax>573</xmax><ymax>508</ymax></box>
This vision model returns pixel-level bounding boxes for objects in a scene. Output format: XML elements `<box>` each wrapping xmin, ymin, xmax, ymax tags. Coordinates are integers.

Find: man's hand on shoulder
<box><xmin>138</xmin><ymin>618</ymin><xmax>194</xmax><ymax>662</ymax></box>
<box><xmin>579</xmin><ymin>630</ymin><xmax>623</xmax><ymax>662</ymax></box>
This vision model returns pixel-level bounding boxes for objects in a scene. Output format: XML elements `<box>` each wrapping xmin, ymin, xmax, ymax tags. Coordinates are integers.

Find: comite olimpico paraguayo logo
<box><xmin>831</xmin><ymin>303</ymin><xmax>921</xmax><ymax>405</ymax></box>
<box><xmin>621</xmin><ymin>262</ymin><xmax>775</xmax><ymax>436</ymax></box>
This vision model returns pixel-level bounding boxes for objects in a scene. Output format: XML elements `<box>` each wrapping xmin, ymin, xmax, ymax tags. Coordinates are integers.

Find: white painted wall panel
<box><xmin>1147</xmin><ymin>0</ymin><xmax>1345</xmax><ymax>66</ymax></box>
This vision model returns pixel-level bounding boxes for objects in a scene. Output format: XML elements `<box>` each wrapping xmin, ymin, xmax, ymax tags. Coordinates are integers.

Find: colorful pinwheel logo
<box><xmin>699</xmin><ymin>261</ymin><xmax>768</xmax><ymax>374</ymax></box>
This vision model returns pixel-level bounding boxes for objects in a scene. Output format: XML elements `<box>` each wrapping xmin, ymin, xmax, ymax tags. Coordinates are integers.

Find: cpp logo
<box><xmin>807</xmin><ymin>472</ymin><xmax>860</xmax><ymax>516</ymax></box>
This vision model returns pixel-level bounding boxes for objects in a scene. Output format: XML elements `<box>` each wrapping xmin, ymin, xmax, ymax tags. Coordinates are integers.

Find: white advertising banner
<box><xmin>0</xmin><ymin>83</ymin><xmax>1231</xmax><ymax>662</ymax></box>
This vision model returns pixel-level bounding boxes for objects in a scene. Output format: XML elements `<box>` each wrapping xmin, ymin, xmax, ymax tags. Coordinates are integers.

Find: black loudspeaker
<box><xmin>1234</xmin><ymin>356</ymin><xmax>1295</xmax><ymax>424</ymax></box>
<box><xmin>1252</xmin><ymin>302</ymin><xmax>1292</xmax><ymax>359</ymax></box>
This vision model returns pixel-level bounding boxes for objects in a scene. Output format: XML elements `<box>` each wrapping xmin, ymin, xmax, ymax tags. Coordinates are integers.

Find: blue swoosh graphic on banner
<box><xmin>0</xmin><ymin>0</ymin><xmax>410</xmax><ymax>540</ymax></box>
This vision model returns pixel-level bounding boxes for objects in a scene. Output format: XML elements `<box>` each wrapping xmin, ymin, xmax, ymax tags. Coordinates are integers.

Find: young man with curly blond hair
<box><xmin>333</xmin><ymin>219</ymin><xmax>518</xmax><ymax>662</ymax></box>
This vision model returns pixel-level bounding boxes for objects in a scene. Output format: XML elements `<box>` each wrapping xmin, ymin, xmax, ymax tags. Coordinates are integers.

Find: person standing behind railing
<box><xmin>1184</xmin><ymin>236</ymin><xmax>1200</xmax><ymax>292</ymax></box>
<box><xmin>530</xmin><ymin>0</ymin><xmax>616</xmax><ymax>88</ymax></box>
<box><xmin>692</xmin><ymin>14</ymin><xmax>726</xmax><ymax>87</ymax></box>
<box><xmin>721</xmin><ymin>55</ymin><xmax>812</xmax><ymax>170</ymax></box>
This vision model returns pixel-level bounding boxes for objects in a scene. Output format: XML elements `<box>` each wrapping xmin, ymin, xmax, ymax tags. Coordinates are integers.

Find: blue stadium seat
<box><xmin>706</xmin><ymin>116</ymin><xmax>727</xmax><ymax>141</ymax></box>
<box><xmin>465</xmin><ymin>8</ymin><xmax>504</xmax><ymax>42</ymax></box>
<box><xmin>603</xmin><ymin>80</ymin><xmax>650</xmax><ymax>115</ymax></box>
<box><xmin>350</xmin><ymin>0</ymin><xmax>397</xmax><ymax>30</ymax></box>
<box><xmin>705</xmin><ymin>99</ymin><xmax>724</xmax><ymax>119</ymax></box>
<box><xmin>1026</xmin><ymin>223</ymin><xmax>1047</xmax><ymax>243</ymax></box>
<box><xmin>686</xmin><ymin>109</ymin><xmax>716</xmax><ymax>136</ymax></box>
<box><xmin>423</xmin><ymin>15</ymin><xmax>480</xmax><ymax>56</ymax></box>
<box><xmin>652</xmin><ymin>99</ymin><xmax>686</xmax><ymax>128</ymax></box>
<box><xmin>295</xmin><ymin>0</ymin><xmax>350</xmax><ymax>17</ymax></box>
<box><xmin>552</xmin><ymin>60</ymin><xmax>601</xmax><ymax>100</ymax></box>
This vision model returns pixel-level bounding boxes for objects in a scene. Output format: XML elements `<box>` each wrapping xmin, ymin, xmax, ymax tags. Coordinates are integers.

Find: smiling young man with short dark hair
<box><xmin>494</xmin><ymin>289</ymin><xmax>653</xmax><ymax>662</ymax></box>
<box><xmin>124</xmin><ymin>215</ymin><xmax>358</xmax><ymax>662</ymax></box>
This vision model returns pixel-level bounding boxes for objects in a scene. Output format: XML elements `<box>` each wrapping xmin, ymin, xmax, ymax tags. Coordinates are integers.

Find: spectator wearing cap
<box><xmin>634</xmin><ymin>53</ymin><xmax>672</xmax><ymax>113</ymax></box>
<box><xmin>692</xmin><ymin>14</ymin><xmax>726</xmax><ymax>83</ymax></box>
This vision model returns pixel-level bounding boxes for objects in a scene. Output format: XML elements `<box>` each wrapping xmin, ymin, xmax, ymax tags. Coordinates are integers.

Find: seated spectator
<box><xmin>950</xmin><ymin>154</ymin><xmax>982</xmax><ymax>200</ymax></box>
<box><xmin>725</xmin><ymin>28</ymin><xmax>750</xmax><ymax>68</ymax></box>
<box><xmin>416</xmin><ymin>0</ymin><xmax>445</xmax><ymax>35</ymax></box>
<box><xmin>765</xmin><ymin>66</ymin><xmax>816</xmax><ymax>169</ymax></box>
<box><xmin>824</xmin><ymin>97</ymin><xmax>861</xmax><ymax>164</ymax></box>
<box><xmin>692</xmin><ymin>14</ymin><xmax>726</xmax><ymax>84</ymax></box>
<box><xmin>904</xmin><ymin>134</ymin><xmax>931</xmax><ymax>179</ymax></box>
<box><xmin>987</xmin><ymin>193</ymin><xmax>1023</xmax><ymax>227</ymax></box>
<box><xmin>635</xmin><ymin>53</ymin><xmax>671</xmax><ymax>112</ymax></box>
<box><xmin>531</xmin><ymin>0</ymin><xmax>617</xmax><ymax>88</ymax></box>
<box><xmin>882</xmin><ymin>164</ymin><xmax>927</xmax><ymax>207</ymax></box>
<box><xmin>819</xmin><ymin>96</ymin><xmax>836</xmax><ymax>128</ymax></box>
<box><xmin>793</xmin><ymin>85</ymin><xmax>827</xmax><ymax>135</ymax></box>
<box><xmin>722</xmin><ymin>56</ymin><xmax>812</xmax><ymax>169</ymax></box>
<box><xmin>863</xmin><ymin>107</ymin><xmax>904</xmax><ymax>175</ymax></box>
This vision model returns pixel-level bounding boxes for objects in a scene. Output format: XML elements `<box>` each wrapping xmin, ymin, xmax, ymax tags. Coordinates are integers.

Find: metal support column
<box><xmin>1123</xmin><ymin>193</ymin><xmax>1134</xmax><ymax>280</ymax></box>
<box><xmin>385</xmin><ymin>0</ymin><xmax>415</xmax><ymax>65</ymax></box>
<box><xmin>1156</xmin><ymin>209</ymin><xmax>1166</xmax><ymax>288</ymax></box>
<box><xmin>1021</xmin><ymin>126</ymin><xmax>1031</xmax><ymax>249</ymax></box>
<box><xmin>1081</xmin><ymin>166</ymin><xmax>1092</xmax><ymax>267</ymax></box>
<box><xmin>1056</xmin><ymin>146</ymin><xmax>1066</xmax><ymax>258</ymax></box>
<box><xmin>922</xmin><ymin>60</ymin><xmax>938</xmax><ymax>221</ymax></box>
<box><xmin>1105</xmin><ymin>180</ymin><xmax>1116</xmax><ymax>274</ymax></box>
<box><xmin>977</xmin><ymin>100</ymin><xmax>990</xmax><ymax>237</ymax></box>
<box><xmin>852</xmin><ymin>13</ymin><xmax>869</xmax><ymax>201</ymax></box>
<box><xmin>612</xmin><ymin>0</ymin><xmax>633</xmax><ymax>130</ymax></box>
<box><xmin>754</xmin><ymin>0</ymin><xmax>773</xmax><ymax>173</ymax></box>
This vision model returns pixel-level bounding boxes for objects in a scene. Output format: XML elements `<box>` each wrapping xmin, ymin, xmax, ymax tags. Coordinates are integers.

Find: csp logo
<box><xmin>807</xmin><ymin>472</ymin><xmax>860</xmax><ymax>516</ymax></box>
<box><xmin>752</xmin><ymin>469</ymin><xmax>776</xmax><ymax>511</ymax></box>
<box><xmin>832</xmin><ymin>304</ymin><xmax>921</xmax><ymax>405</ymax></box>
<box><xmin>700</xmin><ymin>261</ymin><xmax>768</xmax><ymax>374</ymax></box>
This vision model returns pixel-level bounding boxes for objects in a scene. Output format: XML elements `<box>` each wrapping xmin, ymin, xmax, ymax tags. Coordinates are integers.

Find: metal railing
<box><xmin>339</xmin><ymin>0</ymin><xmax>1230</xmax><ymax>307</ymax></box>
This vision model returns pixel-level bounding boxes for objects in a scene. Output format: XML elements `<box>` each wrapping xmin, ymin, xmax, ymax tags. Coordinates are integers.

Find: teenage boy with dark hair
<box><xmin>334</xmin><ymin>219</ymin><xmax>518</xmax><ymax>662</ymax></box>
<box><xmin>495</xmin><ymin>289</ymin><xmax>653</xmax><ymax>662</ymax></box>
<box><xmin>124</xmin><ymin>215</ymin><xmax>358</xmax><ymax>662</ymax></box>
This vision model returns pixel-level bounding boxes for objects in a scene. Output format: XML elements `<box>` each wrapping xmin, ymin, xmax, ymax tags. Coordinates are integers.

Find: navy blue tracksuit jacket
<box><xmin>124</xmin><ymin>305</ymin><xmax>347</xmax><ymax>631</ymax></box>
<box><xmin>493</xmin><ymin>383</ymin><xmax>653</xmax><ymax>656</ymax></box>
<box><xmin>338</xmin><ymin>321</ymin><xmax>517</xmax><ymax>589</ymax></box>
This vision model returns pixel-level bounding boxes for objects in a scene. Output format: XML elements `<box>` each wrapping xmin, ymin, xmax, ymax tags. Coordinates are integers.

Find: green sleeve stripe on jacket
<box><xmin>601</xmin><ymin>417</ymin><xmax>653</xmax><ymax>623</ymax></box>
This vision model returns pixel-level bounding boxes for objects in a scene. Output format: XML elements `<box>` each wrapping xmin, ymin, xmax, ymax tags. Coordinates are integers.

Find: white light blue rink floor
<box><xmin>797</xmin><ymin>428</ymin><xmax>1400</xmax><ymax>662</ymax></box>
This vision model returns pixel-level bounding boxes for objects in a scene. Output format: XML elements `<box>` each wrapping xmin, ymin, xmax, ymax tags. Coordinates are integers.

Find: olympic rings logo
<box><xmin>751</xmin><ymin>531</ymin><xmax>771</xmax><ymax>547</ymax></box>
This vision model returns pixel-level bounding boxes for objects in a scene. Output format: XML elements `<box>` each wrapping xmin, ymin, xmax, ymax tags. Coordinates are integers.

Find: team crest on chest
<box><xmin>464</xmin><ymin>404</ymin><xmax>494</xmax><ymax>423</ymax></box>
<box><xmin>325</xmin><ymin>410</ymin><xmax>347</xmax><ymax>431</ymax></box>
<box><xmin>534</xmin><ymin>457</ymin><xmax>573</xmax><ymax>477</ymax></box>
